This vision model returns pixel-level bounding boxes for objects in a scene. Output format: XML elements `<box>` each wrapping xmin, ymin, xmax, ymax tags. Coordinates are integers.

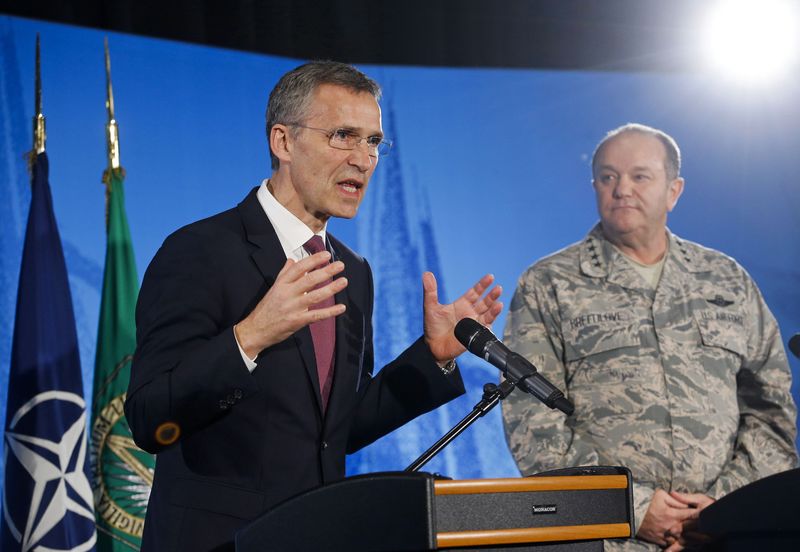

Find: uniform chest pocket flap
<box><xmin>562</xmin><ymin>319</ymin><xmax>640</xmax><ymax>363</ymax></box>
<box><xmin>695</xmin><ymin>310</ymin><xmax>747</xmax><ymax>358</ymax></box>
<box><xmin>561</xmin><ymin>320</ymin><xmax>645</xmax><ymax>416</ymax></box>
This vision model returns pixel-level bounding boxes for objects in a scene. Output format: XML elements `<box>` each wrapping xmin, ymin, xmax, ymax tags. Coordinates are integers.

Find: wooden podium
<box><xmin>236</xmin><ymin>466</ymin><xmax>633</xmax><ymax>551</ymax></box>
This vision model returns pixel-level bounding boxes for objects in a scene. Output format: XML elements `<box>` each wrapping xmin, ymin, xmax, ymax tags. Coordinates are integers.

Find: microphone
<box><xmin>789</xmin><ymin>334</ymin><xmax>800</xmax><ymax>360</ymax></box>
<box><xmin>455</xmin><ymin>318</ymin><xmax>574</xmax><ymax>415</ymax></box>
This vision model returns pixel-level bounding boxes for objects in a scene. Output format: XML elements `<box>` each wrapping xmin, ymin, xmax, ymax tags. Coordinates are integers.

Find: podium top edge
<box><xmin>434</xmin><ymin>475</ymin><xmax>629</xmax><ymax>495</ymax></box>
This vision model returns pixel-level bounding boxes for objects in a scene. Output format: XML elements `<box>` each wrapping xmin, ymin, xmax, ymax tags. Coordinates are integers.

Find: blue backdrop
<box><xmin>1</xmin><ymin>15</ymin><xmax>798</xmax><ymax>493</ymax></box>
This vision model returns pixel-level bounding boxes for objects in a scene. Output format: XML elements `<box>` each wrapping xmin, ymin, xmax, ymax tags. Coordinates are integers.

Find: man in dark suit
<box><xmin>125</xmin><ymin>61</ymin><xmax>503</xmax><ymax>551</ymax></box>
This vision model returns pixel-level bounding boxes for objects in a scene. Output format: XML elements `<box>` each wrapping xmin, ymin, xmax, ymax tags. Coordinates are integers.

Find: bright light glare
<box><xmin>704</xmin><ymin>0</ymin><xmax>799</xmax><ymax>84</ymax></box>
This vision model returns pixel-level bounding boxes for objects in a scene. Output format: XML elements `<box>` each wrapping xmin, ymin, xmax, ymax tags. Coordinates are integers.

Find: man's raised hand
<box><xmin>235</xmin><ymin>251</ymin><xmax>347</xmax><ymax>358</ymax></box>
<box><xmin>422</xmin><ymin>272</ymin><xmax>503</xmax><ymax>362</ymax></box>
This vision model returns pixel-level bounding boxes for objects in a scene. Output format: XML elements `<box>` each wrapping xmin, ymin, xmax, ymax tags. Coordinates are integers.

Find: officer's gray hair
<box><xmin>592</xmin><ymin>123</ymin><xmax>682</xmax><ymax>181</ymax></box>
<box><xmin>266</xmin><ymin>60</ymin><xmax>381</xmax><ymax>170</ymax></box>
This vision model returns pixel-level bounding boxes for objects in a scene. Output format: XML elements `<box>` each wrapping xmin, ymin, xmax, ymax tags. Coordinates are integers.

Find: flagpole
<box><xmin>103</xmin><ymin>37</ymin><xmax>124</xmax><ymax>225</ymax></box>
<box><xmin>31</xmin><ymin>33</ymin><xmax>46</xmax><ymax>175</ymax></box>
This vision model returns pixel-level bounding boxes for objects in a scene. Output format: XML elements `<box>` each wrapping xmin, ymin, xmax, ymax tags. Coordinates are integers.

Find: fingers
<box><xmin>460</xmin><ymin>274</ymin><xmax>502</xmax><ymax>314</ymax></box>
<box><xmin>306</xmin><ymin>302</ymin><xmax>347</xmax><ymax>321</ymax></box>
<box><xmin>655</xmin><ymin>521</ymin><xmax>687</xmax><ymax>549</ymax></box>
<box><xmin>240</xmin><ymin>253</ymin><xmax>348</xmax><ymax>352</ymax></box>
<box><xmin>663</xmin><ymin>492</ymin><xmax>693</xmax><ymax>510</ymax></box>
<box><xmin>668</xmin><ymin>490</ymin><xmax>689</xmax><ymax>505</ymax></box>
<box><xmin>666</xmin><ymin>523</ymin><xmax>709</xmax><ymax>552</ymax></box>
<box><xmin>639</xmin><ymin>489</ymin><xmax>698</xmax><ymax>548</ymax></box>
<box><xmin>289</xmin><ymin>260</ymin><xmax>347</xmax><ymax>296</ymax></box>
<box><xmin>422</xmin><ymin>271</ymin><xmax>439</xmax><ymax>307</ymax></box>
<box><xmin>475</xmin><ymin>286</ymin><xmax>503</xmax><ymax>319</ymax></box>
<box><xmin>461</xmin><ymin>273</ymin><xmax>495</xmax><ymax>303</ymax></box>
<box><xmin>281</xmin><ymin>276</ymin><xmax>348</xmax><ymax>332</ymax></box>
<box><xmin>473</xmin><ymin>283</ymin><xmax>502</xmax><ymax>312</ymax></box>
<box><xmin>669</xmin><ymin>491</ymin><xmax>715</xmax><ymax>509</ymax></box>
<box><xmin>303</xmin><ymin>277</ymin><xmax>348</xmax><ymax>307</ymax></box>
<box><xmin>673</xmin><ymin>507</ymin><xmax>697</xmax><ymax>523</ymax></box>
<box><xmin>482</xmin><ymin>301</ymin><xmax>504</xmax><ymax>325</ymax></box>
<box><xmin>278</xmin><ymin>251</ymin><xmax>337</xmax><ymax>283</ymax></box>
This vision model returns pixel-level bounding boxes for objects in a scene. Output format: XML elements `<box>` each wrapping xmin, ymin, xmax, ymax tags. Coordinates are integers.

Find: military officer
<box><xmin>501</xmin><ymin>123</ymin><xmax>798</xmax><ymax>551</ymax></box>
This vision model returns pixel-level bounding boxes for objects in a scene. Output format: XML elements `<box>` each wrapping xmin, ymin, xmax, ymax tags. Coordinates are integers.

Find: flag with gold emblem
<box><xmin>89</xmin><ymin>39</ymin><xmax>154</xmax><ymax>551</ymax></box>
<box><xmin>90</xmin><ymin>166</ymin><xmax>153</xmax><ymax>551</ymax></box>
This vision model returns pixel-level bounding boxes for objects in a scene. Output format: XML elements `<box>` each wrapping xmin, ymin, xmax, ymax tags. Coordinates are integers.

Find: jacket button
<box><xmin>233</xmin><ymin>389</ymin><xmax>243</xmax><ymax>399</ymax></box>
<box><xmin>321</xmin><ymin>441</ymin><xmax>328</xmax><ymax>450</ymax></box>
<box><xmin>219</xmin><ymin>400</ymin><xmax>229</xmax><ymax>410</ymax></box>
<box><xmin>226</xmin><ymin>394</ymin><xmax>235</xmax><ymax>405</ymax></box>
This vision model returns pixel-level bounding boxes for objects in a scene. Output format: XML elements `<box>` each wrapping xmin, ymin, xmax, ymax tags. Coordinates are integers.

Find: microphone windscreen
<box><xmin>789</xmin><ymin>333</ymin><xmax>800</xmax><ymax>360</ymax></box>
<box><xmin>454</xmin><ymin>318</ymin><xmax>494</xmax><ymax>354</ymax></box>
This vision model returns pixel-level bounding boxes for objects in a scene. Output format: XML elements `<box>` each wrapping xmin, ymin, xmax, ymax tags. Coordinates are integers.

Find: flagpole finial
<box><xmin>104</xmin><ymin>37</ymin><xmax>122</xmax><ymax>175</ymax></box>
<box><xmin>102</xmin><ymin>37</ymin><xmax>125</xmax><ymax>227</ymax></box>
<box><xmin>33</xmin><ymin>33</ymin><xmax>46</xmax><ymax>155</ymax></box>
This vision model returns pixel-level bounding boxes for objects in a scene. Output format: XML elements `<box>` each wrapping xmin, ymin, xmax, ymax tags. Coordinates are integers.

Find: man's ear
<box><xmin>270</xmin><ymin>124</ymin><xmax>293</xmax><ymax>165</ymax></box>
<box><xmin>667</xmin><ymin>177</ymin><xmax>685</xmax><ymax>212</ymax></box>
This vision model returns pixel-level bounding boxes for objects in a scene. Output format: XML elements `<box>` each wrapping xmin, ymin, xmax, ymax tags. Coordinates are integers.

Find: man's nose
<box><xmin>613</xmin><ymin>175</ymin><xmax>634</xmax><ymax>197</ymax></box>
<box><xmin>348</xmin><ymin>143</ymin><xmax>375</xmax><ymax>172</ymax></box>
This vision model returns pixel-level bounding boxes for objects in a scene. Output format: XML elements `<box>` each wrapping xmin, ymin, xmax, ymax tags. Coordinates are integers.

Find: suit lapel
<box><xmin>325</xmin><ymin>237</ymin><xmax>364</xmax><ymax>423</ymax></box>
<box><xmin>238</xmin><ymin>187</ymin><xmax>285</xmax><ymax>282</ymax></box>
<box><xmin>237</xmin><ymin>188</ymin><xmax>323</xmax><ymax>414</ymax></box>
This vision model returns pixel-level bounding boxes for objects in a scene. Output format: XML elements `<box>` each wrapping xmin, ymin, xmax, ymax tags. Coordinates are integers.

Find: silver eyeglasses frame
<box><xmin>288</xmin><ymin>124</ymin><xmax>393</xmax><ymax>157</ymax></box>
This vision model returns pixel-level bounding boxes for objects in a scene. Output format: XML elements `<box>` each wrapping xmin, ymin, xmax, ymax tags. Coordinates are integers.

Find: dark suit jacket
<box><xmin>125</xmin><ymin>187</ymin><xmax>465</xmax><ymax>551</ymax></box>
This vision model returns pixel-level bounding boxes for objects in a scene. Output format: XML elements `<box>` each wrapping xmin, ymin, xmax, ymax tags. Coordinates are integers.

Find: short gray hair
<box><xmin>266</xmin><ymin>61</ymin><xmax>381</xmax><ymax>169</ymax></box>
<box><xmin>591</xmin><ymin>123</ymin><xmax>681</xmax><ymax>180</ymax></box>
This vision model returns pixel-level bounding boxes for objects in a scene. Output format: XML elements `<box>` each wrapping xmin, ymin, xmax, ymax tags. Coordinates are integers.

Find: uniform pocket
<box><xmin>563</xmin><ymin>322</ymin><xmax>650</xmax><ymax>416</ymax></box>
<box><xmin>693</xmin><ymin>309</ymin><xmax>745</xmax><ymax>402</ymax></box>
<box><xmin>562</xmin><ymin>311</ymin><xmax>639</xmax><ymax>361</ymax></box>
<box><xmin>695</xmin><ymin>310</ymin><xmax>747</xmax><ymax>357</ymax></box>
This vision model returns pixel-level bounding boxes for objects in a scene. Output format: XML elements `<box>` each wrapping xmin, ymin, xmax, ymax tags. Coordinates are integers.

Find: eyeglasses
<box><xmin>289</xmin><ymin>124</ymin><xmax>392</xmax><ymax>157</ymax></box>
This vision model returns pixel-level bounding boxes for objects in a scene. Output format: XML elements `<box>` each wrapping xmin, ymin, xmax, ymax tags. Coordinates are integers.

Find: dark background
<box><xmin>0</xmin><ymin>0</ymin><xmax>707</xmax><ymax>72</ymax></box>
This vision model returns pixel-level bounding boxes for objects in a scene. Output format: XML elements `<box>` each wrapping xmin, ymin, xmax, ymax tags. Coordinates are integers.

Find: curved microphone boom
<box><xmin>455</xmin><ymin>318</ymin><xmax>574</xmax><ymax>415</ymax></box>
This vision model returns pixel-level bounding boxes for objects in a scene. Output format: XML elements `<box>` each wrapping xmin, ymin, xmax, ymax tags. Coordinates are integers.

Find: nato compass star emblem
<box><xmin>2</xmin><ymin>390</ymin><xmax>97</xmax><ymax>552</ymax></box>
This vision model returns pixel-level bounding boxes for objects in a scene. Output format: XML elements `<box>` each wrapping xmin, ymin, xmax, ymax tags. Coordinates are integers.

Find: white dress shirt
<box><xmin>235</xmin><ymin>180</ymin><xmax>328</xmax><ymax>371</ymax></box>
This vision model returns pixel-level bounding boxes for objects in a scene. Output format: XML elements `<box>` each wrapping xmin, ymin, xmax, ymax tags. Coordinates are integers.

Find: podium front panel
<box><xmin>433</xmin><ymin>471</ymin><xmax>632</xmax><ymax>549</ymax></box>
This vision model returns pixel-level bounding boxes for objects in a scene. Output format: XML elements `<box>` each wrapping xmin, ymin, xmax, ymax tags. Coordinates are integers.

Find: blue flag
<box><xmin>1</xmin><ymin>152</ymin><xmax>97</xmax><ymax>551</ymax></box>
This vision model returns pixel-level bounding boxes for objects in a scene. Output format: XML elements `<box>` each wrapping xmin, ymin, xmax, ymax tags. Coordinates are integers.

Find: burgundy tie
<box><xmin>303</xmin><ymin>235</ymin><xmax>336</xmax><ymax>412</ymax></box>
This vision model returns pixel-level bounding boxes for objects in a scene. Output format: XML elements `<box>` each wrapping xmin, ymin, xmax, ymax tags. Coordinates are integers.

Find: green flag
<box><xmin>90</xmin><ymin>169</ymin><xmax>154</xmax><ymax>550</ymax></box>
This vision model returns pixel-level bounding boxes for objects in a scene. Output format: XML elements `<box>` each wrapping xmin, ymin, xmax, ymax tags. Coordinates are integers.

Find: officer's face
<box><xmin>274</xmin><ymin>84</ymin><xmax>382</xmax><ymax>232</ymax></box>
<box><xmin>592</xmin><ymin>132</ymin><xmax>683</xmax><ymax>245</ymax></box>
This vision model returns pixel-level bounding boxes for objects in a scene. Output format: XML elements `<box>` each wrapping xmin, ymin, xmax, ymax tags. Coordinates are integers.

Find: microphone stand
<box><xmin>405</xmin><ymin>378</ymin><xmax>518</xmax><ymax>472</ymax></box>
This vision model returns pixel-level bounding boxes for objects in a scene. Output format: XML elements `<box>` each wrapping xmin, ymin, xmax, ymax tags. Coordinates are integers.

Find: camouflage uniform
<box><xmin>502</xmin><ymin>224</ymin><xmax>798</xmax><ymax>551</ymax></box>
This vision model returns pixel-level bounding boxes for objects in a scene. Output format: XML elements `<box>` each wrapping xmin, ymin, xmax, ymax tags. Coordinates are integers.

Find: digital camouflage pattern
<box><xmin>502</xmin><ymin>224</ymin><xmax>798</xmax><ymax>551</ymax></box>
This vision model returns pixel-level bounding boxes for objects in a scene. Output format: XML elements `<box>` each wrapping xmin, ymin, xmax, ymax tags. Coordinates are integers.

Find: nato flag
<box><xmin>1</xmin><ymin>152</ymin><xmax>97</xmax><ymax>551</ymax></box>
